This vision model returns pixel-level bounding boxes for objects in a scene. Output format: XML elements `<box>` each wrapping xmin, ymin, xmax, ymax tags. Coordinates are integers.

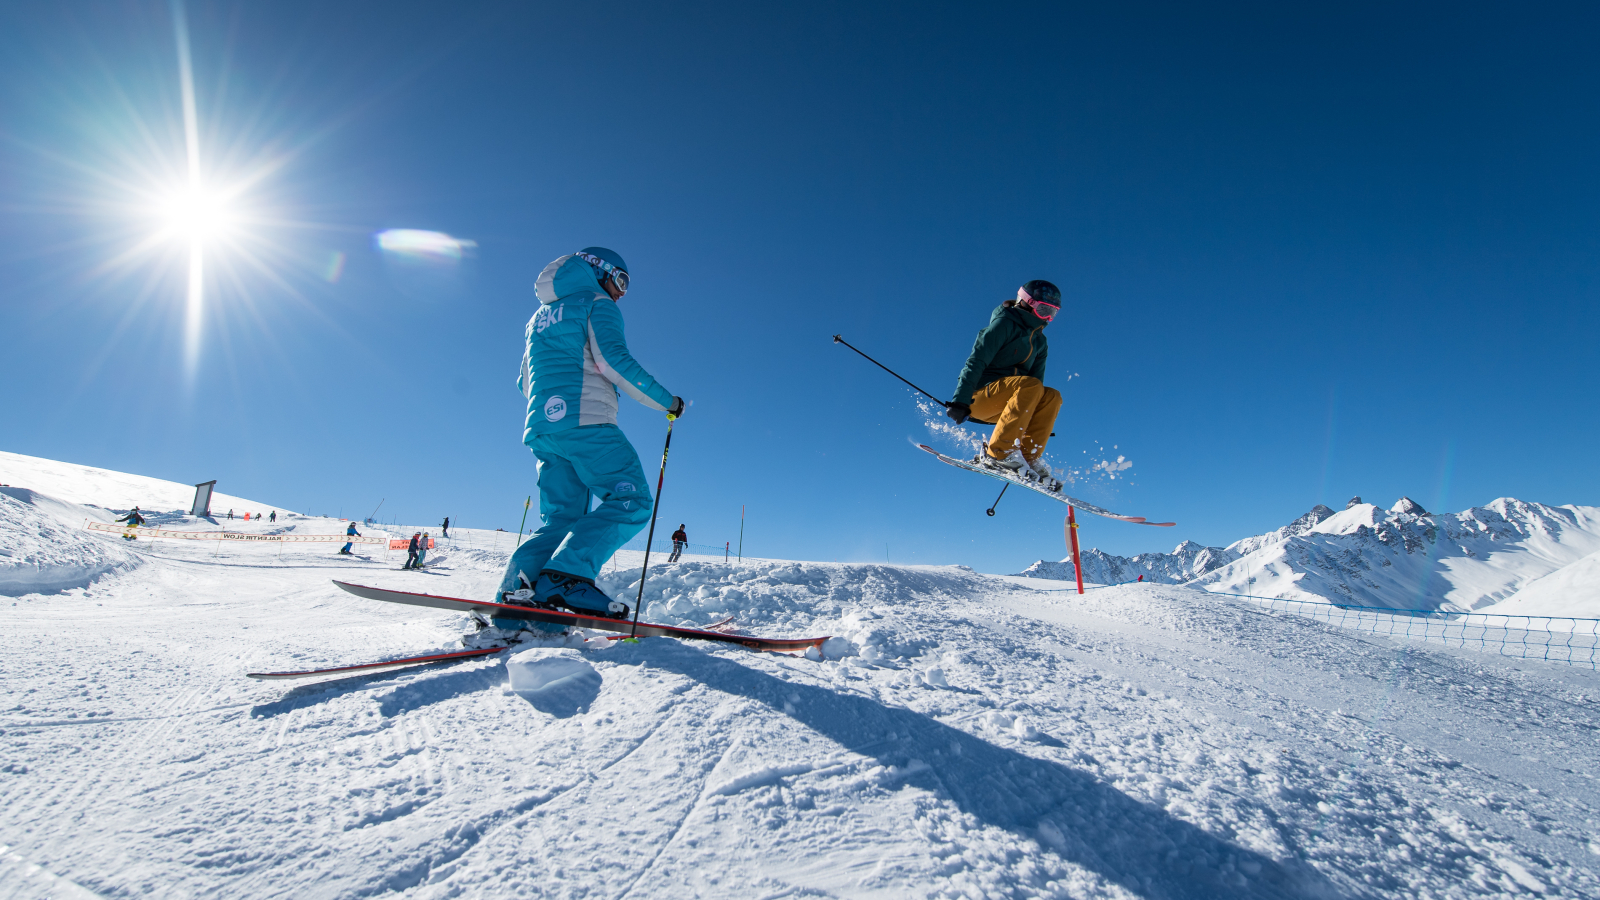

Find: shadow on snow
<box><xmin>636</xmin><ymin>641</ymin><xmax>1340</xmax><ymax>900</ymax></box>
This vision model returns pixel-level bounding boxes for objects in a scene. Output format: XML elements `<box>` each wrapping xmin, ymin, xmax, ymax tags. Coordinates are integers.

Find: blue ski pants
<box><xmin>497</xmin><ymin>424</ymin><xmax>652</xmax><ymax>597</ymax></box>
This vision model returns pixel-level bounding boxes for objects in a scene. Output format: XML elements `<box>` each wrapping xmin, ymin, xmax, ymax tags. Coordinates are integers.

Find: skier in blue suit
<box><xmin>495</xmin><ymin>247</ymin><xmax>682</xmax><ymax>631</ymax></box>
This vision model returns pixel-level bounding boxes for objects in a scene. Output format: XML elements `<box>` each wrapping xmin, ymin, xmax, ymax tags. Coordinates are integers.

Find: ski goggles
<box><xmin>576</xmin><ymin>251</ymin><xmax>629</xmax><ymax>294</ymax></box>
<box><xmin>1016</xmin><ymin>286</ymin><xmax>1059</xmax><ymax>321</ymax></box>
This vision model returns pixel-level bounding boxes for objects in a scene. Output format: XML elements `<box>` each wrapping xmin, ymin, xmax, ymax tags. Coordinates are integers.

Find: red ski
<box><xmin>331</xmin><ymin>581</ymin><xmax>830</xmax><ymax>654</ymax></box>
<box><xmin>246</xmin><ymin>645</ymin><xmax>508</xmax><ymax>681</ymax></box>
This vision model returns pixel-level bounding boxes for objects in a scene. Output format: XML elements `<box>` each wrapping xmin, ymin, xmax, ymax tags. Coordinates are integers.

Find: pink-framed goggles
<box><xmin>1016</xmin><ymin>286</ymin><xmax>1059</xmax><ymax>321</ymax></box>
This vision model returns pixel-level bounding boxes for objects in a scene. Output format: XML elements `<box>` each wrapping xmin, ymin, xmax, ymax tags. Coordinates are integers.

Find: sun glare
<box><xmin>159</xmin><ymin>186</ymin><xmax>230</xmax><ymax>242</ymax></box>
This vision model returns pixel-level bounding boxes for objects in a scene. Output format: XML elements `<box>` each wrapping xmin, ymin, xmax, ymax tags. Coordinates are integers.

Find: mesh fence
<box><xmin>1221</xmin><ymin>592</ymin><xmax>1600</xmax><ymax>669</ymax></box>
<box><xmin>614</xmin><ymin>536</ymin><xmax>739</xmax><ymax>558</ymax></box>
<box><xmin>1022</xmin><ymin>579</ymin><xmax>1600</xmax><ymax>669</ymax></box>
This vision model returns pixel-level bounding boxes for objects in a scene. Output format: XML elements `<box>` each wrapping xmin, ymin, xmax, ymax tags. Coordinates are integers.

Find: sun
<box><xmin>158</xmin><ymin>185</ymin><xmax>231</xmax><ymax>243</ymax></box>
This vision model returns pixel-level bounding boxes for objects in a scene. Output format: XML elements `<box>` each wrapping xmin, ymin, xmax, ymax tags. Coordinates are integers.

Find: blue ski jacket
<box><xmin>518</xmin><ymin>254</ymin><xmax>675</xmax><ymax>441</ymax></box>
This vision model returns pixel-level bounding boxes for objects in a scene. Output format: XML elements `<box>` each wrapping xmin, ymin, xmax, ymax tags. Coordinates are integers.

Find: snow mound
<box><xmin>507</xmin><ymin>649</ymin><xmax>602</xmax><ymax>717</ymax></box>
<box><xmin>595</xmin><ymin>559</ymin><xmax>993</xmax><ymax>662</ymax></box>
<box><xmin>0</xmin><ymin>487</ymin><xmax>139</xmax><ymax>595</ymax></box>
<box><xmin>0</xmin><ymin>450</ymin><xmax>282</xmax><ymax>514</ymax></box>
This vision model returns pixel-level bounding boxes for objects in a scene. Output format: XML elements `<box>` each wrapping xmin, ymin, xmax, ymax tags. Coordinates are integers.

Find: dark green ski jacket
<box><xmin>951</xmin><ymin>302</ymin><xmax>1050</xmax><ymax>406</ymax></box>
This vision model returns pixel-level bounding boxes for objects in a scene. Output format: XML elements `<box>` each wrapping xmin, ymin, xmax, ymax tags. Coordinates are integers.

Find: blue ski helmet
<box><xmin>579</xmin><ymin>246</ymin><xmax>628</xmax><ymax>275</ymax></box>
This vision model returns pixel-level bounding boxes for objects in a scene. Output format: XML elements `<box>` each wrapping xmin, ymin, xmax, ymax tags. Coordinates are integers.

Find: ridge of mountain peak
<box><xmin>1391</xmin><ymin>497</ymin><xmax>1428</xmax><ymax>516</ymax></box>
<box><xmin>1022</xmin><ymin>495</ymin><xmax>1600</xmax><ymax>615</ymax></box>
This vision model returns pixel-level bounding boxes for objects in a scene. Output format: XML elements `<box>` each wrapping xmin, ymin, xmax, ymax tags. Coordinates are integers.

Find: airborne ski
<box><xmin>332</xmin><ymin>581</ymin><xmax>830</xmax><ymax>654</ymax></box>
<box><xmin>917</xmin><ymin>444</ymin><xmax>1175</xmax><ymax>526</ymax></box>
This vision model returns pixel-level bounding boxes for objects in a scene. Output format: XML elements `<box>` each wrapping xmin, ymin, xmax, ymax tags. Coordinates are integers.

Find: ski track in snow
<box><xmin>2</xmin><ymin>482</ymin><xmax>1600</xmax><ymax>897</ymax></box>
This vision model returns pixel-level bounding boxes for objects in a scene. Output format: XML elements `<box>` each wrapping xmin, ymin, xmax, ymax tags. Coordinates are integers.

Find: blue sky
<box><xmin>2</xmin><ymin>1</ymin><xmax>1597</xmax><ymax>572</ymax></box>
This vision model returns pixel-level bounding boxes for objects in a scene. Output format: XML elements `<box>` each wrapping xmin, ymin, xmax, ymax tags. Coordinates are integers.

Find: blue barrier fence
<box><xmin>614</xmin><ymin>537</ymin><xmax>735</xmax><ymax>558</ymax></box>
<box><xmin>1216</xmin><ymin>592</ymin><xmax>1593</xmax><ymax>669</ymax></box>
<box><xmin>1019</xmin><ymin>578</ymin><xmax>1600</xmax><ymax>669</ymax></box>
<box><xmin>1220</xmin><ymin>591</ymin><xmax>1600</xmax><ymax>669</ymax></box>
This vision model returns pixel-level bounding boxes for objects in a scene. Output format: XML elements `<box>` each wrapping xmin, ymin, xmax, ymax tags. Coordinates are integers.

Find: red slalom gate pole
<box><xmin>1066</xmin><ymin>507</ymin><xmax>1085</xmax><ymax>595</ymax></box>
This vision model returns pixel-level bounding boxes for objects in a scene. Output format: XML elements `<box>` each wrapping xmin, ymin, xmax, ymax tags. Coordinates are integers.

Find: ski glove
<box><xmin>946</xmin><ymin>402</ymin><xmax>971</xmax><ymax>425</ymax></box>
<box><xmin>668</xmin><ymin>396</ymin><xmax>685</xmax><ymax>418</ymax></box>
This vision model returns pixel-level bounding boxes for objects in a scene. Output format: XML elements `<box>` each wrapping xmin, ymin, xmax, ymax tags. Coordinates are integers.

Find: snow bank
<box><xmin>0</xmin><ymin>488</ymin><xmax>138</xmax><ymax>595</ymax></box>
<box><xmin>0</xmin><ymin>450</ymin><xmax>282</xmax><ymax>514</ymax></box>
<box><xmin>595</xmin><ymin>558</ymin><xmax>991</xmax><ymax>662</ymax></box>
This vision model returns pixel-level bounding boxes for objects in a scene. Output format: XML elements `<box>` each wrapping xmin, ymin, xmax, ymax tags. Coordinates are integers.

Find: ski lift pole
<box><xmin>832</xmin><ymin>335</ymin><xmax>948</xmax><ymax>407</ymax></box>
<box><xmin>1066</xmin><ymin>507</ymin><xmax>1084</xmax><ymax>595</ymax></box>
<box><xmin>631</xmin><ymin>413</ymin><xmax>678</xmax><ymax>636</ymax></box>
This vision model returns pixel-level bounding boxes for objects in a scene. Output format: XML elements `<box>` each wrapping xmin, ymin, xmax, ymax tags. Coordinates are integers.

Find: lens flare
<box><xmin>375</xmin><ymin>229</ymin><xmax>477</xmax><ymax>264</ymax></box>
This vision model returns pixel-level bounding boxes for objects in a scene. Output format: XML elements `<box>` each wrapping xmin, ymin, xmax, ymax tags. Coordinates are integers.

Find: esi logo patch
<box><xmin>543</xmin><ymin>395</ymin><xmax>567</xmax><ymax>422</ymax></box>
<box><xmin>614</xmin><ymin>481</ymin><xmax>636</xmax><ymax>494</ymax></box>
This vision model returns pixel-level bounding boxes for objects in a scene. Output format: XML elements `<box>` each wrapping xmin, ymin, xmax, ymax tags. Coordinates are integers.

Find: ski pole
<box><xmin>631</xmin><ymin>413</ymin><xmax>677</xmax><ymax>636</ymax></box>
<box><xmin>516</xmin><ymin>496</ymin><xmax>531</xmax><ymax>545</ymax></box>
<box><xmin>986</xmin><ymin>482</ymin><xmax>1008</xmax><ymax>517</ymax></box>
<box><xmin>832</xmin><ymin>334</ymin><xmax>948</xmax><ymax>407</ymax></box>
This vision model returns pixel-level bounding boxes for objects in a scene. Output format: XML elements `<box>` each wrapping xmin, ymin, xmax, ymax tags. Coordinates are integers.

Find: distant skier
<box><xmin>416</xmin><ymin>532</ymin><xmax>430</xmax><ymax>569</ymax></box>
<box><xmin>669</xmin><ymin>525</ymin><xmax>687</xmax><ymax>562</ymax></box>
<box><xmin>945</xmin><ymin>280</ymin><xmax>1064</xmax><ymax>490</ymax></box>
<box><xmin>494</xmin><ymin>247</ymin><xmax>683</xmax><ymax>631</ymax></box>
<box><xmin>404</xmin><ymin>532</ymin><xmax>421</xmax><ymax>569</ymax></box>
<box><xmin>117</xmin><ymin>506</ymin><xmax>146</xmax><ymax>526</ymax></box>
<box><xmin>227</xmin><ymin>509</ymin><xmax>234</xmax><ymax>520</ymax></box>
<box><xmin>441</xmin><ymin>517</ymin><xmax>450</xmax><ymax>538</ymax></box>
<box><xmin>269</xmin><ymin>511</ymin><xmax>276</xmax><ymax>523</ymax></box>
<box><xmin>340</xmin><ymin>521</ymin><xmax>360</xmax><ymax>555</ymax></box>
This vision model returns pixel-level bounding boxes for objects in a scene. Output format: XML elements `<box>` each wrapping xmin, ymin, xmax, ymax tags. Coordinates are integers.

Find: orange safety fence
<box><xmin>389</xmin><ymin>538</ymin><xmax>436</xmax><ymax>550</ymax></box>
<box><xmin>84</xmin><ymin>520</ymin><xmax>388</xmax><ymax>545</ymax></box>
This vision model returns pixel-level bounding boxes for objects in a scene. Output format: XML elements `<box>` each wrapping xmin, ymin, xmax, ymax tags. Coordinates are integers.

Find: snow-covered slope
<box><xmin>1477</xmin><ymin>549</ymin><xmax>1600</xmax><ymax>618</ymax></box>
<box><xmin>4</xmin><ymin>456</ymin><xmax>1600</xmax><ymax>898</ymax></box>
<box><xmin>1024</xmin><ymin>496</ymin><xmax>1600</xmax><ymax>615</ymax></box>
<box><xmin>0</xmin><ymin>450</ymin><xmax>282</xmax><ymax>514</ymax></box>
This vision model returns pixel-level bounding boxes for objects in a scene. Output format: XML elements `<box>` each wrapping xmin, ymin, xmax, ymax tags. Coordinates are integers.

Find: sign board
<box><xmin>191</xmin><ymin>480</ymin><xmax>216</xmax><ymax>517</ymax></box>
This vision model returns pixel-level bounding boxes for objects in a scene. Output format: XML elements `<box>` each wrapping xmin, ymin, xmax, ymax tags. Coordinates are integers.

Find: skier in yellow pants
<box><xmin>945</xmin><ymin>280</ymin><xmax>1064</xmax><ymax>491</ymax></box>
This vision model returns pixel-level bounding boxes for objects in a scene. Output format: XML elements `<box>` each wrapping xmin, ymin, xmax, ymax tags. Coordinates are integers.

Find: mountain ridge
<box><xmin>1020</xmin><ymin>496</ymin><xmax>1600</xmax><ymax>616</ymax></box>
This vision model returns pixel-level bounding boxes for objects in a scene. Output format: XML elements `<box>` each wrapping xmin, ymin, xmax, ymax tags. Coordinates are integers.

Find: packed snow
<box><xmin>1022</xmin><ymin>497</ymin><xmax>1600</xmax><ymax>617</ymax></box>
<box><xmin>3</xmin><ymin>455</ymin><xmax>1600</xmax><ymax>898</ymax></box>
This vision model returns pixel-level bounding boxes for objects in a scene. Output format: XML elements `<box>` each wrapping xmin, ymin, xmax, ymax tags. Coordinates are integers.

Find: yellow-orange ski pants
<box><xmin>969</xmin><ymin>376</ymin><xmax>1061</xmax><ymax>462</ymax></box>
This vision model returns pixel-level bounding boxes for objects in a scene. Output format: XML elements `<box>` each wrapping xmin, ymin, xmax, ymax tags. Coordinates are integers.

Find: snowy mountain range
<box><xmin>1020</xmin><ymin>495</ymin><xmax>1600</xmax><ymax>616</ymax></box>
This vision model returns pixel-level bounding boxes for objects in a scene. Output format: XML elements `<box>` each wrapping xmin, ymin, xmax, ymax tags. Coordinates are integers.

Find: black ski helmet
<box><xmin>1021</xmin><ymin>280</ymin><xmax>1061</xmax><ymax>306</ymax></box>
